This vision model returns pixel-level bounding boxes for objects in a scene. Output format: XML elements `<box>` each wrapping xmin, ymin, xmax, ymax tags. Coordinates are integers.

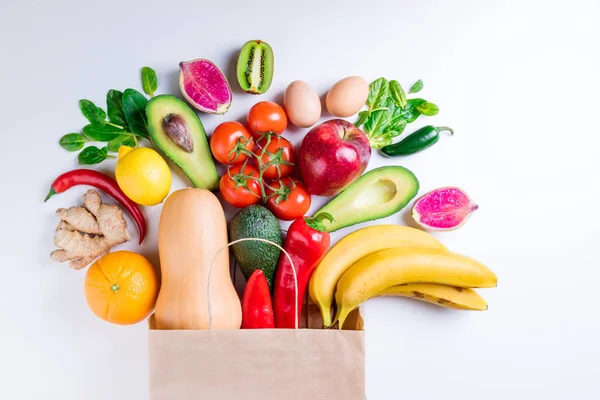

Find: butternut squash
<box><xmin>154</xmin><ymin>188</ymin><xmax>241</xmax><ymax>329</ymax></box>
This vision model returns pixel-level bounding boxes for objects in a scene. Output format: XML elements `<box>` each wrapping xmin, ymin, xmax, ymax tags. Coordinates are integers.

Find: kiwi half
<box><xmin>236</xmin><ymin>40</ymin><xmax>274</xmax><ymax>95</ymax></box>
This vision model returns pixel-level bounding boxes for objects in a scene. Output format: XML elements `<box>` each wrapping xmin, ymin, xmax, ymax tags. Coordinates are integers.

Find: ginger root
<box><xmin>50</xmin><ymin>190</ymin><xmax>130</xmax><ymax>269</ymax></box>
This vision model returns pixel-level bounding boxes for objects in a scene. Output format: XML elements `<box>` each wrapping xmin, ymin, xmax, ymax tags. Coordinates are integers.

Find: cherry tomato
<box><xmin>210</xmin><ymin>121</ymin><xmax>254</xmax><ymax>165</ymax></box>
<box><xmin>256</xmin><ymin>135</ymin><xmax>296</xmax><ymax>179</ymax></box>
<box><xmin>220</xmin><ymin>164</ymin><xmax>262</xmax><ymax>208</ymax></box>
<box><xmin>266</xmin><ymin>177</ymin><xmax>311</xmax><ymax>221</ymax></box>
<box><xmin>247</xmin><ymin>101</ymin><xmax>288</xmax><ymax>137</ymax></box>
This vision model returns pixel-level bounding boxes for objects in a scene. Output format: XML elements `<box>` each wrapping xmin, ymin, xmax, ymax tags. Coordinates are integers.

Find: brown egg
<box><xmin>325</xmin><ymin>76</ymin><xmax>369</xmax><ymax>118</ymax></box>
<box><xmin>283</xmin><ymin>80</ymin><xmax>321</xmax><ymax>128</ymax></box>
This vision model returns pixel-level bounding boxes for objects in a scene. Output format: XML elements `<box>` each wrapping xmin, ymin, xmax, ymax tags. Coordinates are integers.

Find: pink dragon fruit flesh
<box><xmin>179</xmin><ymin>59</ymin><xmax>232</xmax><ymax>115</ymax></box>
<box><xmin>412</xmin><ymin>187</ymin><xmax>479</xmax><ymax>231</ymax></box>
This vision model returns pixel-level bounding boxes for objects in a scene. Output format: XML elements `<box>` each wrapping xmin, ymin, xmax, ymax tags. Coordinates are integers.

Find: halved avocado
<box><xmin>314</xmin><ymin>166</ymin><xmax>419</xmax><ymax>232</ymax></box>
<box><xmin>146</xmin><ymin>95</ymin><xmax>219</xmax><ymax>190</ymax></box>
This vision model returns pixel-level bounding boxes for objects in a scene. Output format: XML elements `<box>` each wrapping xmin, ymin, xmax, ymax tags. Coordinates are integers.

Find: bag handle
<box><xmin>207</xmin><ymin>238</ymin><xmax>298</xmax><ymax>329</ymax></box>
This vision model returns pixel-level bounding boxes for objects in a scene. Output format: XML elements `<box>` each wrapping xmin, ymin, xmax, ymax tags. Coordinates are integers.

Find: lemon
<box><xmin>115</xmin><ymin>146</ymin><xmax>172</xmax><ymax>206</ymax></box>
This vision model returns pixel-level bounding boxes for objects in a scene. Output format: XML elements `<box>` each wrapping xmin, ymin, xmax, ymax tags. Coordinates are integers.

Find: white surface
<box><xmin>1</xmin><ymin>0</ymin><xmax>599</xmax><ymax>399</ymax></box>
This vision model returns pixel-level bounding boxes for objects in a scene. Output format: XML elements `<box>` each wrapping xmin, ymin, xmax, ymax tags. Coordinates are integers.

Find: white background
<box><xmin>1</xmin><ymin>0</ymin><xmax>599</xmax><ymax>399</ymax></box>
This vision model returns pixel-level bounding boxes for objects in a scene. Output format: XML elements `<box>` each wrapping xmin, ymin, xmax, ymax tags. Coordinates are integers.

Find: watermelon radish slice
<box><xmin>179</xmin><ymin>59</ymin><xmax>232</xmax><ymax>115</ymax></box>
<box><xmin>412</xmin><ymin>187</ymin><xmax>479</xmax><ymax>231</ymax></box>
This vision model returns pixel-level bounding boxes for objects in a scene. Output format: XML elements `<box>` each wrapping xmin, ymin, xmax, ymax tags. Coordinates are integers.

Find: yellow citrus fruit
<box><xmin>115</xmin><ymin>146</ymin><xmax>172</xmax><ymax>206</ymax></box>
<box><xmin>84</xmin><ymin>251</ymin><xmax>160</xmax><ymax>325</ymax></box>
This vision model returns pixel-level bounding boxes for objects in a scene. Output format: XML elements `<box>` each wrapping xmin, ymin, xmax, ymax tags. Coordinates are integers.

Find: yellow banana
<box><xmin>308</xmin><ymin>225</ymin><xmax>447</xmax><ymax>327</ymax></box>
<box><xmin>377</xmin><ymin>283</ymin><xmax>488</xmax><ymax>311</ymax></box>
<box><xmin>334</xmin><ymin>248</ymin><xmax>497</xmax><ymax>327</ymax></box>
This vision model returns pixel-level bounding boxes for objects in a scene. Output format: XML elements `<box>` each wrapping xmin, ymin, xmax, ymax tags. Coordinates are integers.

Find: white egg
<box><xmin>325</xmin><ymin>76</ymin><xmax>369</xmax><ymax>118</ymax></box>
<box><xmin>284</xmin><ymin>80</ymin><xmax>321</xmax><ymax>128</ymax></box>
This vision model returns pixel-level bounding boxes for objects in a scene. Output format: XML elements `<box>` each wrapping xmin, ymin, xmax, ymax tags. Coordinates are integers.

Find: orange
<box><xmin>84</xmin><ymin>251</ymin><xmax>159</xmax><ymax>325</ymax></box>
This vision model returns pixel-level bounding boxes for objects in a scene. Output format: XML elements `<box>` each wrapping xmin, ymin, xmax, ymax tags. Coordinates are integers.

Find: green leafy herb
<box><xmin>96</xmin><ymin>107</ymin><xmax>107</xmax><ymax>120</ymax></box>
<box><xmin>366</xmin><ymin>78</ymin><xmax>389</xmax><ymax>109</ymax></box>
<box><xmin>122</xmin><ymin>89</ymin><xmax>149</xmax><ymax>138</ymax></box>
<box><xmin>82</xmin><ymin>124</ymin><xmax>127</xmax><ymax>142</ymax></box>
<box><xmin>78</xmin><ymin>146</ymin><xmax>114</xmax><ymax>165</ymax></box>
<box><xmin>416</xmin><ymin>102</ymin><xmax>439</xmax><ymax>116</ymax></box>
<box><xmin>400</xmin><ymin>98</ymin><xmax>427</xmax><ymax>123</ymax></box>
<box><xmin>355</xmin><ymin>111</ymin><xmax>370</xmax><ymax>128</ymax></box>
<box><xmin>59</xmin><ymin>133</ymin><xmax>87</xmax><ymax>152</ymax></box>
<box><xmin>141</xmin><ymin>67</ymin><xmax>158</xmax><ymax>97</ymax></box>
<box><xmin>79</xmin><ymin>99</ymin><xmax>107</xmax><ymax>126</ymax></box>
<box><xmin>107</xmin><ymin>135</ymin><xmax>137</xmax><ymax>152</ymax></box>
<box><xmin>409</xmin><ymin>79</ymin><xmax>424</xmax><ymax>94</ymax></box>
<box><xmin>106</xmin><ymin>89</ymin><xmax>128</xmax><ymax>127</ymax></box>
<box><xmin>389</xmin><ymin>80</ymin><xmax>407</xmax><ymax>108</ymax></box>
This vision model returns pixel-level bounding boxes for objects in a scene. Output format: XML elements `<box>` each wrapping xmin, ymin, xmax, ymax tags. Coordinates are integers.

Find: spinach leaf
<box><xmin>79</xmin><ymin>99</ymin><xmax>107</xmax><ymax>126</ymax></box>
<box><xmin>141</xmin><ymin>67</ymin><xmax>158</xmax><ymax>97</ymax></box>
<box><xmin>107</xmin><ymin>89</ymin><xmax>127</xmax><ymax>127</ymax></box>
<box><xmin>82</xmin><ymin>124</ymin><xmax>126</xmax><ymax>142</ymax></box>
<box><xmin>355</xmin><ymin>110</ymin><xmax>370</xmax><ymax>128</ymax></box>
<box><xmin>389</xmin><ymin>80</ymin><xmax>407</xmax><ymax>108</ymax></box>
<box><xmin>78</xmin><ymin>146</ymin><xmax>113</xmax><ymax>165</ymax></box>
<box><xmin>364</xmin><ymin>109</ymin><xmax>392</xmax><ymax>139</ymax></box>
<box><xmin>399</xmin><ymin>98</ymin><xmax>427</xmax><ymax>123</ymax></box>
<box><xmin>367</xmin><ymin>78</ymin><xmax>389</xmax><ymax>109</ymax></box>
<box><xmin>59</xmin><ymin>133</ymin><xmax>86</xmax><ymax>152</ymax></box>
<box><xmin>416</xmin><ymin>102</ymin><xmax>439</xmax><ymax>116</ymax></box>
<box><xmin>409</xmin><ymin>79</ymin><xmax>424</xmax><ymax>94</ymax></box>
<box><xmin>122</xmin><ymin>89</ymin><xmax>149</xmax><ymax>138</ymax></box>
<box><xmin>108</xmin><ymin>135</ymin><xmax>136</xmax><ymax>152</ymax></box>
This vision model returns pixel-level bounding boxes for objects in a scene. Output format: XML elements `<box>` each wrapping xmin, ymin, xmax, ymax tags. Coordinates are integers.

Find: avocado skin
<box><xmin>146</xmin><ymin>95</ymin><xmax>219</xmax><ymax>190</ymax></box>
<box><xmin>229</xmin><ymin>205</ymin><xmax>282</xmax><ymax>289</ymax></box>
<box><xmin>315</xmin><ymin>166</ymin><xmax>420</xmax><ymax>232</ymax></box>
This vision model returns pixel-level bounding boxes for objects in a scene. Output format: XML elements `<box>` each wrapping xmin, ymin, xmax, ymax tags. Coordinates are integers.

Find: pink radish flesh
<box><xmin>412</xmin><ymin>187</ymin><xmax>478</xmax><ymax>230</ymax></box>
<box><xmin>179</xmin><ymin>59</ymin><xmax>232</xmax><ymax>114</ymax></box>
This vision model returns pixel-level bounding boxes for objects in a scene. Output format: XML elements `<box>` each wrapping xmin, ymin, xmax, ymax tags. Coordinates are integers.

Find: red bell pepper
<box><xmin>242</xmin><ymin>270</ymin><xmax>275</xmax><ymax>329</ymax></box>
<box><xmin>273</xmin><ymin>213</ymin><xmax>333</xmax><ymax>329</ymax></box>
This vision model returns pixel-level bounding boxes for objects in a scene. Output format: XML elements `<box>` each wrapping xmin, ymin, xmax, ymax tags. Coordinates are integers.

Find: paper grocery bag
<box><xmin>148</xmin><ymin>305</ymin><xmax>365</xmax><ymax>400</ymax></box>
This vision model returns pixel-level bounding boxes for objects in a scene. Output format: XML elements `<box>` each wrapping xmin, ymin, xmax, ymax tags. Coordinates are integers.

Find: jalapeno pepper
<box><xmin>381</xmin><ymin>126</ymin><xmax>453</xmax><ymax>157</ymax></box>
<box><xmin>273</xmin><ymin>213</ymin><xmax>333</xmax><ymax>329</ymax></box>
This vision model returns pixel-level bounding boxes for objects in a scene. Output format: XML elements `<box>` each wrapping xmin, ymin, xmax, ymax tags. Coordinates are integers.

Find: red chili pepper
<box><xmin>242</xmin><ymin>270</ymin><xmax>275</xmax><ymax>329</ymax></box>
<box><xmin>44</xmin><ymin>169</ymin><xmax>147</xmax><ymax>244</ymax></box>
<box><xmin>273</xmin><ymin>213</ymin><xmax>333</xmax><ymax>329</ymax></box>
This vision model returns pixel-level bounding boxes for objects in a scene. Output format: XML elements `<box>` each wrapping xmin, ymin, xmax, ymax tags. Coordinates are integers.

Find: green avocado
<box><xmin>146</xmin><ymin>95</ymin><xmax>219</xmax><ymax>190</ymax></box>
<box><xmin>229</xmin><ymin>205</ymin><xmax>282</xmax><ymax>289</ymax></box>
<box><xmin>315</xmin><ymin>166</ymin><xmax>419</xmax><ymax>232</ymax></box>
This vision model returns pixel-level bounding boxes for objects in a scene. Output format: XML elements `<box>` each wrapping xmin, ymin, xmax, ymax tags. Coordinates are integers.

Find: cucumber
<box><xmin>229</xmin><ymin>205</ymin><xmax>282</xmax><ymax>289</ymax></box>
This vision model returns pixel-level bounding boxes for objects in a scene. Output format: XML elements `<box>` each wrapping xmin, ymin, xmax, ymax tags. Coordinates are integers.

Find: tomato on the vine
<box><xmin>256</xmin><ymin>135</ymin><xmax>296</xmax><ymax>179</ymax></box>
<box><xmin>266</xmin><ymin>177</ymin><xmax>311</xmax><ymax>221</ymax></box>
<box><xmin>210</xmin><ymin>121</ymin><xmax>254</xmax><ymax>165</ymax></box>
<box><xmin>247</xmin><ymin>101</ymin><xmax>288</xmax><ymax>137</ymax></box>
<box><xmin>220</xmin><ymin>164</ymin><xmax>262</xmax><ymax>208</ymax></box>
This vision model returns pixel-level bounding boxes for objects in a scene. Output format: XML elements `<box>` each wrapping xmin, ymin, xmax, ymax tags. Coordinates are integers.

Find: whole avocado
<box><xmin>229</xmin><ymin>205</ymin><xmax>282</xmax><ymax>289</ymax></box>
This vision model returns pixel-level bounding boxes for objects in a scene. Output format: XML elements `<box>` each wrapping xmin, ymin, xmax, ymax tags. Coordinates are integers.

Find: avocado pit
<box><xmin>162</xmin><ymin>113</ymin><xmax>193</xmax><ymax>153</ymax></box>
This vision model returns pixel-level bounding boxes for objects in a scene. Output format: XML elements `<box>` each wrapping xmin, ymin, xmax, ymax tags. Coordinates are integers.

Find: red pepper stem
<box><xmin>305</xmin><ymin>213</ymin><xmax>335</xmax><ymax>232</ymax></box>
<box><xmin>44</xmin><ymin>188</ymin><xmax>57</xmax><ymax>202</ymax></box>
<box><xmin>436</xmin><ymin>126</ymin><xmax>454</xmax><ymax>136</ymax></box>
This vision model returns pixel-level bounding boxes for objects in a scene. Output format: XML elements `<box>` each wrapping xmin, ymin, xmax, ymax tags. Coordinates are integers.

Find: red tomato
<box><xmin>210</xmin><ymin>121</ymin><xmax>254</xmax><ymax>165</ymax></box>
<box><xmin>256</xmin><ymin>135</ymin><xmax>296</xmax><ymax>179</ymax></box>
<box><xmin>266</xmin><ymin>177</ymin><xmax>311</xmax><ymax>221</ymax></box>
<box><xmin>247</xmin><ymin>101</ymin><xmax>288</xmax><ymax>137</ymax></box>
<box><xmin>220</xmin><ymin>164</ymin><xmax>262</xmax><ymax>208</ymax></box>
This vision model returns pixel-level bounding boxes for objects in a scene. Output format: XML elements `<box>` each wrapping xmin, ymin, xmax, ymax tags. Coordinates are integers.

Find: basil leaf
<box><xmin>107</xmin><ymin>89</ymin><xmax>127</xmax><ymax>127</ymax></box>
<box><xmin>78</xmin><ymin>146</ymin><xmax>109</xmax><ymax>165</ymax></box>
<box><xmin>59</xmin><ymin>133</ymin><xmax>86</xmax><ymax>152</ymax></box>
<box><xmin>82</xmin><ymin>124</ymin><xmax>126</xmax><ymax>142</ymax></box>
<box><xmin>123</xmin><ymin>89</ymin><xmax>149</xmax><ymax>138</ymax></box>
<box><xmin>355</xmin><ymin>111</ymin><xmax>370</xmax><ymax>128</ymax></box>
<box><xmin>400</xmin><ymin>98</ymin><xmax>426</xmax><ymax>123</ymax></box>
<box><xmin>409</xmin><ymin>79</ymin><xmax>424</xmax><ymax>94</ymax></box>
<box><xmin>367</xmin><ymin>78</ymin><xmax>389</xmax><ymax>109</ymax></box>
<box><xmin>96</xmin><ymin>107</ymin><xmax>107</xmax><ymax>120</ymax></box>
<box><xmin>364</xmin><ymin>109</ymin><xmax>392</xmax><ymax>138</ymax></box>
<box><xmin>389</xmin><ymin>80</ymin><xmax>407</xmax><ymax>108</ymax></box>
<box><xmin>141</xmin><ymin>67</ymin><xmax>158</xmax><ymax>97</ymax></box>
<box><xmin>416</xmin><ymin>102</ymin><xmax>439</xmax><ymax>116</ymax></box>
<box><xmin>107</xmin><ymin>135</ymin><xmax>136</xmax><ymax>153</ymax></box>
<box><xmin>79</xmin><ymin>99</ymin><xmax>107</xmax><ymax>126</ymax></box>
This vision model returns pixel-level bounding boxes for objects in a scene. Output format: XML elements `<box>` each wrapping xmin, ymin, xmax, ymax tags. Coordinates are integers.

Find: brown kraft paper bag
<box><xmin>148</xmin><ymin>303</ymin><xmax>365</xmax><ymax>400</ymax></box>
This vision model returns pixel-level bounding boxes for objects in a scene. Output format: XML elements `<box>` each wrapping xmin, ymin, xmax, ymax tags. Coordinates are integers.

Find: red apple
<box><xmin>298</xmin><ymin>119</ymin><xmax>371</xmax><ymax>196</ymax></box>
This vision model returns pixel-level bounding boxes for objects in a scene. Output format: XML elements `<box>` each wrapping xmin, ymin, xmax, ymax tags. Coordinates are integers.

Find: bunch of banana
<box><xmin>308</xmin><ymin>225</ymin><xmax>497</xmax><ymax>328</ymax></box>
